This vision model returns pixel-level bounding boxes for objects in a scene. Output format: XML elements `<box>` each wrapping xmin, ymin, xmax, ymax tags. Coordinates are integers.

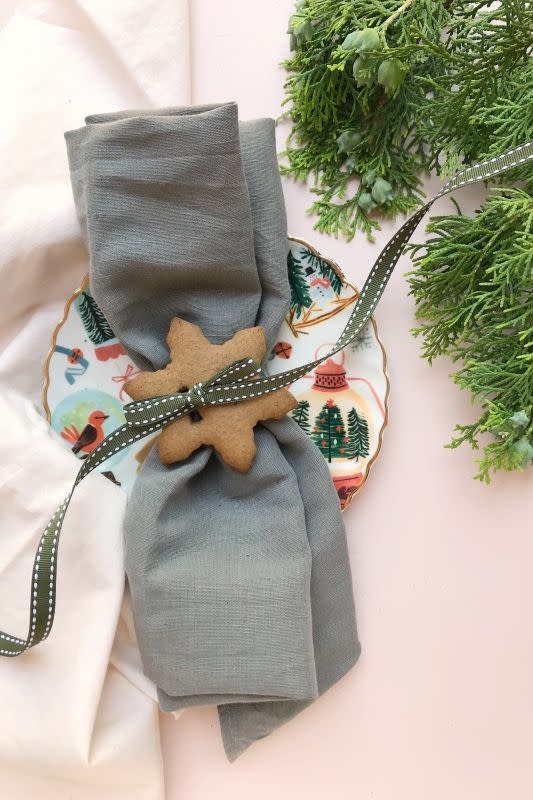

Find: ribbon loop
<box><xmin>203</xmin><ymin>357</ymin><xmax>262</xmax><ymax>388</ymax></box>
<box><xmin>122</xmin><ymin>358</ymin><xmax>263</xmax><ymax>430</ymax></box>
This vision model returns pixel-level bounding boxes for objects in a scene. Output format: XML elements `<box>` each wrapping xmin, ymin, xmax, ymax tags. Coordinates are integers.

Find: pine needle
<box><xmin>407</xmin><ymin>189</ymin><xmax>533</xmax><ymax>481</ymax></box>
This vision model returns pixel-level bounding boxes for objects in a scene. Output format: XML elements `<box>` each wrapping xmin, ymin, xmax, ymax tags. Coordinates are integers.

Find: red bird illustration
<box><xmin>61</xmin><ymin>410</ymin><xmax>109</xmax><ymax>455</ymax></box>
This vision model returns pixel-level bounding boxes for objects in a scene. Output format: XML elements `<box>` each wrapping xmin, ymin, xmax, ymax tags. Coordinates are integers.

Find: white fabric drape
<box><xmin>0</xmin><ymin>392</ymin><xmax>163</xmax><ymax>798</ymax></box>
<box><xmin>0</xmin><ymin>0</ymin><xmax>191</xmax><ymax>401</ymax></box>
<box><xmin>0</xmin><ymin>1</ymin><xmax>191</xmax><ymax>796</ymax></box>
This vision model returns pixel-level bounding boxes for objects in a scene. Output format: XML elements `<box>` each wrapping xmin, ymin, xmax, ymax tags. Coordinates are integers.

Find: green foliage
<box><xmin>418</xmin><ymin>3</ymin><xmax>533</xmax><ymax>181</ymax></box>
<box><xmin>292</xmin><ymin>399</ymin><xmax>312</xmax><ymax>433</ymax></box>
<box><xmin>407</xmin><ymin>189</ymin><xmax>533</xmax><ymax>482</ymax></box>
<box><xmin>281</xmin><ymin>0</ymin><xmax>450</xmax><ymax>240</ymax></box>
<box><xmin>312</xmin><ymin>401</ymin><xmax>348</xmax><ymax>462</ymax></box>
<box><xmin>281</xmin><ymin>0</ymin><xmax>532</xmax><ymax>239</ymax></box>
<box><xmin>288</xmin><ymin>250</ymin><xmax>313</xmax><ymax>316</ymax></box>
<box><xmin>346</xmin><ymin>407</ymin><xmax>370</xmax><ymax>460</ymax></box>
<box><xmin>77</xmin><ymin>291</ymin><xmax>114</xmax><ymax>345</ymax></box>
<box><xmin>283</xmin><ymin>0</ymin><xmax>533</xmax><ymax>479</ymax></box>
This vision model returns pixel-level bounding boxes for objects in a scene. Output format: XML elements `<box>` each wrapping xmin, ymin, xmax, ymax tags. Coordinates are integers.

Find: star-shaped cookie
<box><xmin>124</xmin><ymin>318</ymin><xmax>297</xmax><ymax>472</ymax></box>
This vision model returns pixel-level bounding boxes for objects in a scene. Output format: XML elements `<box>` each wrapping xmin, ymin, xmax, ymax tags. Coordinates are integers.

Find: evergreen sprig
<box><xmin>282</xmin><ymin>0</ymin><xmax>450</xmax><ymax>239</ymax></box>
<box><xmin>419</xmin><ymin>1</ymin><xmax>533</xmax><ymax>178</ymax></box>
<box><xmin>282</xmin><ymin>0</ymin><xmax>532</xmax><ymax>237</ymax></box>
<box><xmin>407</xmin><ymin>189</ymin><xmax>533</xmax><ymax>481</ymax></box>
<box><xmin>283</xmin><ymin>0</ymin><xmax>532</xmax><ymax>479</ymax></box>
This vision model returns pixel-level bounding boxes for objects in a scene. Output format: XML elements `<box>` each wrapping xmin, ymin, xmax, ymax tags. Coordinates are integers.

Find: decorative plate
<box><xmin>43</xmin><ymin>237</ymin><xmax>389</xmax><ymax>510</ymax></box>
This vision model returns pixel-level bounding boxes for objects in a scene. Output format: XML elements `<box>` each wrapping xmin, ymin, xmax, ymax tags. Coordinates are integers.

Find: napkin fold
<box><xmin>65</xmin><ymin>102</ymin><xmax>360</xmax><ymax>760</ymax></box>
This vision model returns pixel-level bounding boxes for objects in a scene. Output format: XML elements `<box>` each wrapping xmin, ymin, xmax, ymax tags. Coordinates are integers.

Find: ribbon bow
<box><xmin>112</xmin><ymin>363</ymin><xmax>141</xmax><ymax>400</ymax></box>
<box><xmin>123</xmin><ymin>357</ymin><xmax>262</xmax><ymax>431</ymax></box>
<box><xmin>2</xmin><ymin>140</ymin><xmax>532</xmax><ymax>658</ymax></box>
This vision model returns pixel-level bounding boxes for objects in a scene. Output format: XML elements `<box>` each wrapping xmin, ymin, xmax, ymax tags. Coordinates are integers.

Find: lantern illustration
<box><xmin>292</xmin><ymin>355</ymin><xmax>377</xmax><ymax>508</ymax></box>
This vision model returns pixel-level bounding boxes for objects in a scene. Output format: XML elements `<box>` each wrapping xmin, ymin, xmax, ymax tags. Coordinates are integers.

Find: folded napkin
<box><xmin>65</xmin><ymin>102</ymin><xmax>360</xmax><ymax>760</ymax></box>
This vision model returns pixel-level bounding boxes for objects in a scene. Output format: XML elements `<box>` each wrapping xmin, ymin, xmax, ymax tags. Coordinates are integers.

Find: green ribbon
<box><xmin>123</xmin><ymin>357</ymin><xmax>265</xmax><ymax>429</ymax></box>
<box><xmin>2</xmin><ymin>141</ymin><xmax>532</xmax><ymax>658</ymax></box>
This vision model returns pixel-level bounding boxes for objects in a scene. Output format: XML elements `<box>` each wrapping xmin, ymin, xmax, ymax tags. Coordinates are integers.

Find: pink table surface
<box><xmin>160</xmin><ymin>3</ymin><xmax>533</xmax><ymax>798</ymax></box>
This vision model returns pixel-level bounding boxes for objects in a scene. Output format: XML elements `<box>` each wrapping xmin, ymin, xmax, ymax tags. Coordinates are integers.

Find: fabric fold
<box><xmin>0</xmin><ymin>390</ymin><xmax>163</xmax><ymax>799</ymax></box>
<box><xmin>65</xmin><ymin>102</ymin><xmax>360</xmax><ymax>758</ymax></box>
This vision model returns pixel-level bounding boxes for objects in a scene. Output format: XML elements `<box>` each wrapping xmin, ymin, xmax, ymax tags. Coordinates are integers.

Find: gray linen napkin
<box><xmin>65</xmin><ymin>103</ymin><xmax>360</xmax><ymax>760</ymax></box>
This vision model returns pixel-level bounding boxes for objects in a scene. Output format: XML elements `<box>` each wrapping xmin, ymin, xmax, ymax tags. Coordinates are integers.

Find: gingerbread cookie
<box><xmin>125</xmin><ymin>318</ymin><xmax>297</xmax><ymax>472</ymax></box>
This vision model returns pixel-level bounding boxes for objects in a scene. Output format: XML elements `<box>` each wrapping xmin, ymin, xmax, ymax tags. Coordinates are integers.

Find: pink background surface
<box><xmin>160</xmin><ymin>2</ymin><xmax>533</xmax><ymax>797</ymax></box>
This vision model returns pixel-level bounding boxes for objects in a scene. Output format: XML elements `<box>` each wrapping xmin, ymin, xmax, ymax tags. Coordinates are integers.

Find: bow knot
<box><xmin>186</xmin><ymin>382</ymin><xmax>206</xmax><ymax>408</ymax></box>
<box><xmin>122</xmin><ymin>357</ymin><xmax>262</xmax><ymax>430</ymax></box>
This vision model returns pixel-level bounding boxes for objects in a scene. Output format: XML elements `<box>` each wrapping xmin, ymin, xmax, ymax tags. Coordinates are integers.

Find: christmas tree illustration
<box><xmin>292</xmin><ymin>400</ymin><xmax>311</xmax><ymax>434</ymax></box>
<box><xmin>287</xmin><ymin>250</ymin><xmax>312</xmax><ymax>317</ymax></box>
<box><xmin>312</xmin><ymin>400</ymin><xmax>348</xmax><ymax>463</ymax></box>
<box><xmin>77</xmin><ymin>291</ymin><xmax>115</xmax><ymax>345</ymax></box>
<box><xmin>346</xmin><ymin>407</ymin><xmax>370</xmax><ymax>461</ymax></box>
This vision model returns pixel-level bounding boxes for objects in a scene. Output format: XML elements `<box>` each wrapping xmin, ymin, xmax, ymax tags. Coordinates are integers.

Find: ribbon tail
<box><xmin>0</xmin><ymin>421</ymin><xmax>151</xmax><ymax>656</ymax></box>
